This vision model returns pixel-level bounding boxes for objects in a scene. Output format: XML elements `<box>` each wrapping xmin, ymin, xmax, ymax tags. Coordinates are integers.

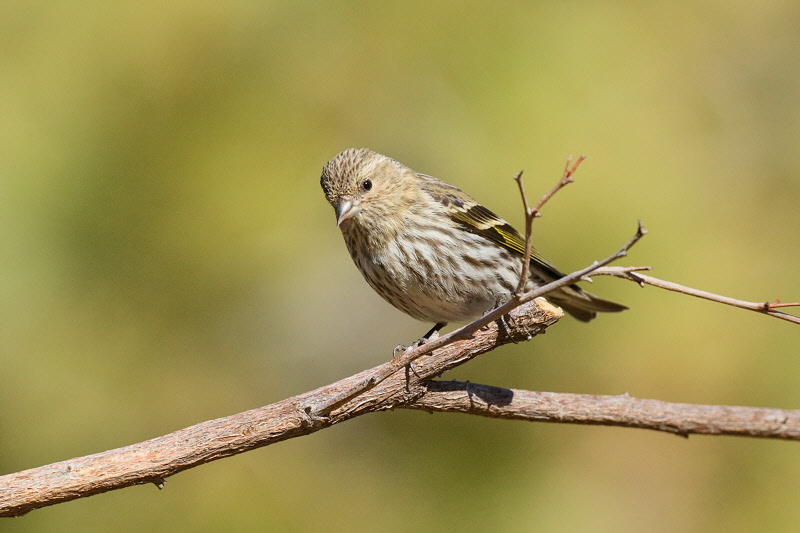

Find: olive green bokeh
<box><xmin>2</xmin><ymin>2</ymin><xmax>799</xmax><ymax>532</ymax></box>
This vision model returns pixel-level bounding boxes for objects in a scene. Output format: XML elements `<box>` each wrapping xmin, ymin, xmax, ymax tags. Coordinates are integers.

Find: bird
<box><xmin>320</xmin><ymin>148</ymin><xmax>626</xmax><ymax>344</ymax></box>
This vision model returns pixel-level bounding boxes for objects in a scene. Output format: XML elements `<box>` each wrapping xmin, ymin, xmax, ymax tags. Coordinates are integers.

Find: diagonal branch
<box><xmin>0</xmin><ymin>298</ymin><xmax>561</xmax><ymax>518</ymax></box>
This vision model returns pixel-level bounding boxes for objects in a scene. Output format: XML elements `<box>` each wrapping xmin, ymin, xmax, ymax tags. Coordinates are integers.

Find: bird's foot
<box><xmin>485</xmin><ymin>296</ymin><xmax>524</xmax><ymax>343</ymax></box>
<box><xmin>392</xmin><ymin>322</ymin><xmax>445</xmax><ymax>359</ymax></box>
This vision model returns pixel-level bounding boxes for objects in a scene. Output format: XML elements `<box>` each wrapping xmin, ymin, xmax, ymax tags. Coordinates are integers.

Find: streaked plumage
<box><xmin>320</xmin><ymin>148</ymin><xmax>626</xmax><ymax>331</ymax></box>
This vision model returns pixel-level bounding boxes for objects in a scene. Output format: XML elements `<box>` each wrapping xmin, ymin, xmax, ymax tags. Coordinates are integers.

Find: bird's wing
<box><xmin>448</xmin><ymin>203</ymin><xmax>566</xmax><ymax>280</ymax></box>
<box><xmin>418</xmin><ymin>178</ymin><xmax>566</xmax><ymax>281</ymax></box>
<box><xmin>418</xmin><ymin>176</ymin><xmax>627</xmax><ymax>320</ymax></box>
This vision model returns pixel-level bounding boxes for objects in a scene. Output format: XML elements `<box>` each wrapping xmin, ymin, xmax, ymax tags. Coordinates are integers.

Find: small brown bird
<box><xmin>320</xmin><ymin>148</ymin><xmax>626</xmax><ymax>341</ymax></box>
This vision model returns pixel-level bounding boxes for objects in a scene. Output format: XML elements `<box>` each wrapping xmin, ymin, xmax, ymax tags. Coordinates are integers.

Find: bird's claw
<box><xmin>393</xmin><ymin>344</ymin><xmax>409</xmax><ymax>358</ymax></box>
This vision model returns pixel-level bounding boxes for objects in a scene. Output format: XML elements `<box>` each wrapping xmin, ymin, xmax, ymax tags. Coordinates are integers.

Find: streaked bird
<box><xmin>320</xmin><ymin>148</ymin><xmax>626</xmax><ymax>342</ymax></box>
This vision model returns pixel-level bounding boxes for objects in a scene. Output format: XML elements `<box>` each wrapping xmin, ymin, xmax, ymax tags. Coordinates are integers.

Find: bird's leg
<box><xmin>486</xmin><ymin>296</ymin><xmax>518</xmax><ymax>343</ymax></box>
<box><xmin>498</xmin><ymin>315</ymin><xmax>516</xmax><ymax>344</ymax></box>
<box><xmin>393</xmin><ymin>322</ymin><xmax>446</xmax><ymax>358</ymax></box>
<box><xmin>419</xmin><ymin>322</ymin><xmax>446</xmax><ymax>345</ymax></box>
<box><xmin>492</xmin><ymin>298</ymin><xmax>535</xmax><ymax>342</ymax></box>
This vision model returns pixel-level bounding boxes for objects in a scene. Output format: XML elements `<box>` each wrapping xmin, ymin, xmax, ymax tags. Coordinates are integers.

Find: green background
<box><xmin>2</xmin><ymin>1</ymin><xmax>799</xmax><ymax>531</ymax></box>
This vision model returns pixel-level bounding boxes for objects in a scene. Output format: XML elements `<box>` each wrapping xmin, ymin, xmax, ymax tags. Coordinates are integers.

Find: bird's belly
<box><xmin>351</xmin><ymin>235</ymin><xmax>524</xmax><ymax>324</ymax></box>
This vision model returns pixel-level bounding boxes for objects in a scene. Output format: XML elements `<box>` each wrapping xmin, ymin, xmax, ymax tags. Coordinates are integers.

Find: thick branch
<box><xmin>3</xmin><ymin>291</ymin><xmax>798</xmax><ymax>518</ymax></box>
<box><xmin>0</xmin><ymin>299</ymin><xmax>561</xmax><ymax>518</ymax></box>
<box><xmin>0</xmin><ymin>210</ymin><xmax>645</xmax><ymax>516</ymax></box>
<box><xmin>408</xmin><ymin>381</ymin><xmax>800</xmax><ymax>440</ymax></box>
<box><xmin>3</xmin><ymin>156</ymin><xmax>797</xmax><ymax>518</ymax></box>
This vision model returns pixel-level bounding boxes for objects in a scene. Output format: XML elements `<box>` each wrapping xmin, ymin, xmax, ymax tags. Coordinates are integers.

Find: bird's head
<box><xmin>320</xmin><ymin>148</ymin><xmax>411</xmax><ymax>231</ymax></box>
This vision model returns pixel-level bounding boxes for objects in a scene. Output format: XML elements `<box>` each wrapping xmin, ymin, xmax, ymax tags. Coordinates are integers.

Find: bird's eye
<box><xmin>361</xmin><ymin>179</ymin><xmax>372</xmax><ymax>191</ymax></box>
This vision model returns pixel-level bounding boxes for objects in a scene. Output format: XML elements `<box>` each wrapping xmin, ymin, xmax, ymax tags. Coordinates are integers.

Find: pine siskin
<box><xmin>320</xmin><ymin>148</ymin><xmax>626</xmax><ymax>339</ymax></box>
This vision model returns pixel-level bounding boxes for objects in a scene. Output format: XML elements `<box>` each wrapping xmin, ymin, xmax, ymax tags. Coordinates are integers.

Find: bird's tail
<box><xmin>546</xmin><ymin>285</ymin><xmax>628</xmax><ymax>322</ymax></box>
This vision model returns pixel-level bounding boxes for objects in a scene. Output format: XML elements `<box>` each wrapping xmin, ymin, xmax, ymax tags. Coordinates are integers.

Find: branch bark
<box><xmin>3</xmin><ymin>161</ymin><xmax>798</xmax><ymax>519</ymax></box>
<box><xmin>0</xmin><ymin>298</ymin><xmax>560</xmax><ymax>518</ymax></box>
<box><xmin>408</xmin><ymin>381</ymin><xmax>800</xmax><ymax>439</ymax></box>
<box><xmin>3</xmin><ymin>294</ymin><xmax>799</xmax><ymax>518</ymax></box>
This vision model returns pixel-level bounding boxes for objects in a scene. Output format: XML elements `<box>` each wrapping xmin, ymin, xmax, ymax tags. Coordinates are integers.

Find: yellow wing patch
<box><xmin>449</xmin><ymin>203</ymin><xmax>565</xmax><ymax>279</ymax></box>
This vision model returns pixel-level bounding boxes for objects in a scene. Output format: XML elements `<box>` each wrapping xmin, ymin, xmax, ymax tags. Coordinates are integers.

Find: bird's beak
<box><xmin>335</xmin><ymin>199</ymin><xmax>358</xmax><ymax>227</ymax></box>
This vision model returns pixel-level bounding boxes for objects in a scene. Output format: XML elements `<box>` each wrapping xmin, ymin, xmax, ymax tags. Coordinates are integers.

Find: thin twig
<box><xmin>766</xmin><ymin>300</ymin><xmax>800</xmax><ymax>309</ymax></box>
<box><xmin>513</xmin><ymin>156</ymin><xmax>585</xmax><ymax>295</ymax></box>
<box><xmin>513</xmin><ymin>170</ymin><xmax>533</xmax><ymax>295</ymax></box>
<box><xmin>532</xmin><ymin>155</ymin><xmax>585</xmax><ymax>217</ymax></box>
<box><xmin>589</xmin><ymin>267</ymin><xmax>800</xmax><ymax>326</ymax></box>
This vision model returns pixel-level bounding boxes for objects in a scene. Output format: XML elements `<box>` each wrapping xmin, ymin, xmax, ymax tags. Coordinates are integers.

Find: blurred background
<box><xmin>2</xmin><ymin>1</ymin><xmax>799</xmax><ymax>531</ymax></box>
